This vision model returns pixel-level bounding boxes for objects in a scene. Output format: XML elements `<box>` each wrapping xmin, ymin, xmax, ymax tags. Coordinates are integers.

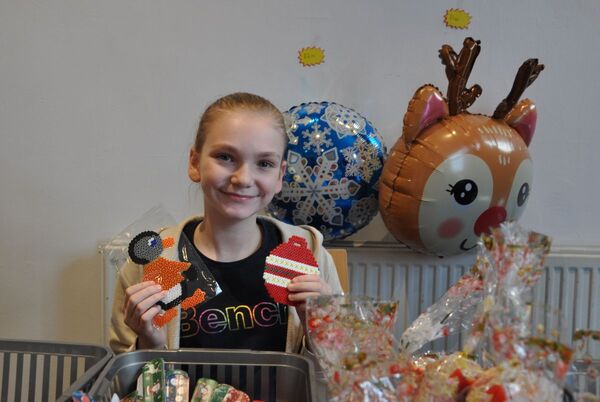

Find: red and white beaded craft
<box><xmin>263</xmin><ymin>236</ymin><xmax>320</xmax><ymax>305</ymax></box>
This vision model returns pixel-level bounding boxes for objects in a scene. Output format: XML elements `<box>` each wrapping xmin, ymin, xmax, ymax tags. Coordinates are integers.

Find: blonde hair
<box><xmin>194</xmin><ymin>92</ymin><xmax>286</xmax><ymax>153</ymax></box>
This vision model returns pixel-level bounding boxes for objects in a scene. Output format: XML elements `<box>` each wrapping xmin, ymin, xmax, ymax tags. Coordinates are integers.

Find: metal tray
<box><xmin>88</xmin><ymin>349</ymin><xmax>317</xmax><ymax>402</ymax></box>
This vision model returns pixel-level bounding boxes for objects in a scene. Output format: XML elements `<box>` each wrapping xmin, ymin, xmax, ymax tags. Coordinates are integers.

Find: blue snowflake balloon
<box><xmin>267</xmin><ymin>101</ymin><xmax>387</xmax><ymax>240</ymax></box>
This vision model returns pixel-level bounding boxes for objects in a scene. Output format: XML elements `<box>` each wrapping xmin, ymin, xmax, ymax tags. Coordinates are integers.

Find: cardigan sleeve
<box><xmin>304</xmin><ymin>224</ymin><xmax>343</xmax><ymax>295</ymax></box>
<box><xmin>109</xmin><ymin>261</ymin><xmax>140</xmax><ymax>354</ymax></box>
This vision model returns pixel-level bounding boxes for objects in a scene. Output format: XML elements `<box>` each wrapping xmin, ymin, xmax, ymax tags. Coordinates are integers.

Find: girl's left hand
<box><xmin>288</xmin><ymin>274</ymin><xmax>332</xmax><ymax>329</ymax></box>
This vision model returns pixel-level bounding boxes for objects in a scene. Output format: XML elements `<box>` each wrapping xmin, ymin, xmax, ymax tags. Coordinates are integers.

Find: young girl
<box><xmin>110</xmin><ymin>92</ymin><xmax>342</xmax><ymax>354</ymax></box>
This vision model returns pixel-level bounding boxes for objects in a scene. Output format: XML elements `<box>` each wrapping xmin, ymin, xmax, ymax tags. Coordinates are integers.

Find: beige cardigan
<box><xmin>109</xmin><ymin>215</ymin><xmax>342</xmax><ymax>354</ymax></box>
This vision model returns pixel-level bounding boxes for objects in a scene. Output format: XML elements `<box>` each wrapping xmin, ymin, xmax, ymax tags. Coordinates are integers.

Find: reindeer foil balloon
<box><xmin>379</xmin><ymin>38</ymin><xmax>544</xmax><ymax>256</ymax></box>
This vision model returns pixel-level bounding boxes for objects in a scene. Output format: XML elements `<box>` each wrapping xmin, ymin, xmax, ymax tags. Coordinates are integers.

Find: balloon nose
<box><xmin>474</xmin><ymin>206</ymin><xmax>507</xmax><ymax>236</ymax></box>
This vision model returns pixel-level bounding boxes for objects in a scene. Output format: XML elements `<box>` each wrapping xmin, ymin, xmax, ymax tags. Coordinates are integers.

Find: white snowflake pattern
<box><xmin>348</xmin><ymin>195</ymin><xmax>378</xmax><ymax>229</ymax></box>
<box><xmin>283</xmin><ymin>111</ymin><xmax>300</xmax><ymax>145</ymax></box>
<box><xmin>341</xmin><ymin>138</ymin><xmax>383</xmax><ymax>182</ymax></box>
<box><xmin>284</xmin><ymin>109</ymin><xmax>316</xmax><ymax>146</ymax></box>
<box><xmin>276</xmin><ymin>149</ymin><xmax>360</xmax><ymax>227</ymax></box>
<box><xmin>302</xmin><ymin>102</ymin><xmax>326</xmax><ymax>115</ymax></box>
<box><xmin>370</xmin><ymin>129</ymin><xmax>386</xmax><ymax>155</ymax></box>
<box><xmin>302</xmin><ymin>124</ymin><xmax>333</xmax><ymax>154</ymax></box>
<box><xmin>322</xmin><ymin>103</ymin><xmax>366</xmax><ymax>139</ymax></box>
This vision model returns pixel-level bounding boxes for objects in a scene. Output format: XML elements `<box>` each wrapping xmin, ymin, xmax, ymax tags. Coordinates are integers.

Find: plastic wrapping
<box><xmin>306</xmin><ymin>295</ymin><xmax>421</xmax><ymax>401</ymax></box>
<box><xmin>413</xmin><ymin>352</ymin><xmax>482</xmax><ymax>402</ymax></box>
<box><xmin>103</xmin><ymin>205</ymin><xmax>176</xmax><ymax>275</ymax></box>
<box><xmin>567</xmin><ymin>331</ymin><xmax>600</xmax><ymax>401</ymax></box>
<box><xmin>399</xmin><ymin>269</ymin><xmax>483</xmax><ymax>355</ymax></box>
<box><xmin>309</xmin><ymin>222</ymin><xmax>600</xmax><ymax>401</ymax></box>
<box><xmin>451</xmin><ymin>222</ymin><xmax>572</xmax><ymax>401</ymax></box>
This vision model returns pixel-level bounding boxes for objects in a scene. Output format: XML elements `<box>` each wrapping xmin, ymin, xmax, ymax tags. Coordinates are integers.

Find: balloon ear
<box><xmin>402</xmin><ymin>85</ymin><xmax>449</xmax><ymax>148</ymax></box>
<box><xmin>504</xmin><ymin>99</ymin><xmax>537</xmax><ymax>146</ymax></box>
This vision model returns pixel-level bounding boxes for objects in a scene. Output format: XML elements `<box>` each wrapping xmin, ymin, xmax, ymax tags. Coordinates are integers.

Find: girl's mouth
<box><xmin>222</xmin><ymin>191</ymin><xmax>257</xmax><ymax>200</ymax></box>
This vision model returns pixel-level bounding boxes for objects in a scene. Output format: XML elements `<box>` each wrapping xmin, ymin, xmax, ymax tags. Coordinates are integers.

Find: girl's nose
<box><xmin>231</xmin><ymin>164</ymin><xmax>252</xmax><ymax>186</ymax></box>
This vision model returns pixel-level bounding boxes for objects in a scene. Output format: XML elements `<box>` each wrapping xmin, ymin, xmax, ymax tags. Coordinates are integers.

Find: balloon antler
<box><xmin>493</xmin><ymin>59</ymin><xmax>545</xmax><ymax>119</ymax></box>
<box><xmin>439</xmin><ymin>37</ymin><xmax>482</xmax><ymax>115</ymax></box>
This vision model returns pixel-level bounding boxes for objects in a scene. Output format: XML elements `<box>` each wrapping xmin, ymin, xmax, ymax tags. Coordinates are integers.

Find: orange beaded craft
<box><xmin>128</xmin><ymin>231</ymin><xmax>206</xmax><ymax>328</ymax></box>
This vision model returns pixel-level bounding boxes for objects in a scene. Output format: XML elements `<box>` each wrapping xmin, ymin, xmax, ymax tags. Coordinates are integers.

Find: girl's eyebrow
<box><xmin>257</xmin><ymin>151</ymin><xmax>282</xmax><ymax>159</ymax></box>
<box><xmin>209</xmin><ymin>144</ymin><xmax>281</xmax><ymax>159</ymax></box>
<box><xmin>207</xmin><ymin>143</ymin><xmax>238</xmax><ymax>153</ymax></box>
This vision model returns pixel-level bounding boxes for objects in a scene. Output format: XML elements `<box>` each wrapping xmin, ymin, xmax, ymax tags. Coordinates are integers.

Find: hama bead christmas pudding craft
<box><xmin>128</xmin><ymin>231</ymin><xmax>208</xmax><ymax>327</ymax></box>
<box><xmin>263</xmin><ymin>235</ymin><xmax>320</xmax><ymax>305</ymax></box>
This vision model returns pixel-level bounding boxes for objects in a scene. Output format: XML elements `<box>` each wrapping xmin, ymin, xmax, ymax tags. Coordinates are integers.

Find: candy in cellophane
<box><xmin>309</xmin><ymin>222</ymin><xmax>598</xmax><ymax>401</ymax></box>
<box><xmin>457</xmin><ymin>222</ymin><xmax>570</xmax><ymax>401</ymax></box>
<box><xmin>399</xmin><ymin>267</ymin><xmax>484</xmax><ymax>355</ymax></box>
<box><xmin>306</xmin><ymin>295</ymin><xmax>421</xmax><ymax>401</ymax></box>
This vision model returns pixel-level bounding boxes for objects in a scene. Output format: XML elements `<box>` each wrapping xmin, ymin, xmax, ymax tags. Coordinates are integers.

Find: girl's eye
<box><xmin>215</xmin><ymin>153</ymin><xmax>232</xmax><ymax>162</ymax></box>
<box><xmin>259</xmin><ymin>160</ymin><xmax>276</xmax><ymax>168</ymax></box>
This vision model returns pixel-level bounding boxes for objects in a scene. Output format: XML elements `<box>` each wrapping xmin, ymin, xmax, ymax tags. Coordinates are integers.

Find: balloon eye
<box><xmin>447</xmin><ymin>179</ymin><xmax>478</xmax><ymax>205</ymax></box>
<box><xmin>147</xmin><ymin>238</ymin><xmax>158</xmax><ymax>248</ymax></box>
<box><xmin>517</xmin><ymin>183</ymin><xmax>530</xmax><ymax>207</ymax></box>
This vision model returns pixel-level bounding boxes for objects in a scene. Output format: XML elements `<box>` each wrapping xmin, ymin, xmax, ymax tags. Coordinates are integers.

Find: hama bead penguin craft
<box><xmin>263</xmin><ymin>236</ymin><xmax>320</xmax><ymax>305</ymax></box>
<box><xmin>128</xmin><ymin>231</ymin><xmax>207</xmax><ymax>327</ymax></box>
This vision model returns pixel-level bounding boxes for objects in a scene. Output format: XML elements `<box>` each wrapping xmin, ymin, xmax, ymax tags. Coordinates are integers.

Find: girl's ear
<box><xmin>188</xmin><ymin>148</ymin><xmax>202</xmax><ymax>182</ymax></box>
<box><xmin>275</xmin><ymin>159</ymin><xmax>287</xmax><ymax>194</ymax></box>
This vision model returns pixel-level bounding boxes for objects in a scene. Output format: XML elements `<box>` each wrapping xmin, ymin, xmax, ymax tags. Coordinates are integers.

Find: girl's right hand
<box><xmin>123</xmin><ymin>281</ymin><xmax>167</xmax><ymax>349</ymax></box>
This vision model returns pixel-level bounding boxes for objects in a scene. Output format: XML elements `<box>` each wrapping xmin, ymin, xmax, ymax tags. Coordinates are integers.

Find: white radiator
<box><xmin>100</xmin><ymin>243</ymin><xmax>600</xmax><ymax>358</ymax></box>
<box><xmin>344</xmin><ymin>243</ymin><xmax>600</xmax><ymax>359</ymax></box>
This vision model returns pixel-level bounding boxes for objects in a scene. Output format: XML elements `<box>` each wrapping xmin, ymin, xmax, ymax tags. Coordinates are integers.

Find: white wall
<box><xmin>1</xmin><ymin>1</ymin><xmax>599</xmax><ymax>344</ymax></box>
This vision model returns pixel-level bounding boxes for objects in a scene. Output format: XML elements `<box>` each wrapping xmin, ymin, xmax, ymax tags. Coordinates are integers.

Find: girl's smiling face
<box><xmin>188</xmin><ymin>110</ymin><xmax>287</xmax><ymax>224</ymax></box>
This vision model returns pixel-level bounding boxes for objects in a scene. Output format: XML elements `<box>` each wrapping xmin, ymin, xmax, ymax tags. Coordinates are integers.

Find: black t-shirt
<box><xmin>178</xmin><ymin>218</ymin><xmax>288</xmax><ymax>351</ymax></box>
